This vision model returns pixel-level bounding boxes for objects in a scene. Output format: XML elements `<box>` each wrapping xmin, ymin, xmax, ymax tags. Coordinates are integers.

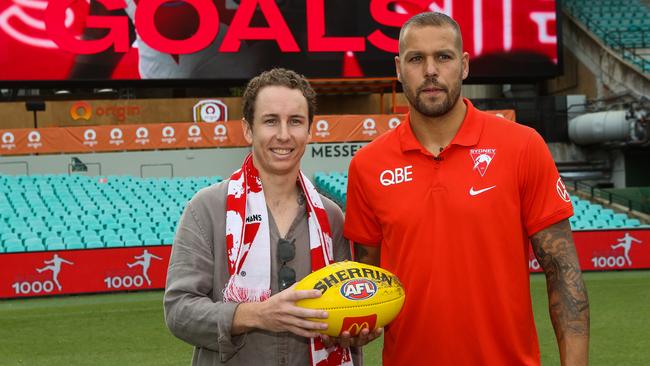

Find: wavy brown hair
<box><xmin>242</xmin><ymin>68</ymin><xmax>317</xmax><ymax>129</ymax></box>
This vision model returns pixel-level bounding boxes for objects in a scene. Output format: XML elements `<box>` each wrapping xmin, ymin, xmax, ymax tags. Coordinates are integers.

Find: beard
<box><xmin>403</xmin><ymin>74</ymin><xmax>462</xmax><ymax>118</ymax></box>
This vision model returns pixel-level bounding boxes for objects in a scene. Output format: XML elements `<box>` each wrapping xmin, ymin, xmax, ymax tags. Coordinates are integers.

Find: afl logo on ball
<box><xmin>341</xmin><ymin>279</ymin><xmax>377</xmax><ymax>300</ymax></box>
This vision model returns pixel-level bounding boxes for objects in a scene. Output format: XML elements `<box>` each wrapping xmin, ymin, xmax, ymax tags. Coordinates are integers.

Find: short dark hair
<box><xmin>398</xmin><ymin>12</ymin><xmax>463</xmax><ymax>54</ymax></box>
<box><xmin>242</xmin><ymin>68</ymin><xmax>317</xmax><ymax>128</ymax></box>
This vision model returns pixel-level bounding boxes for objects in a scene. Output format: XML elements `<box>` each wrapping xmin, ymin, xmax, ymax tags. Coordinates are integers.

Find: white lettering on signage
<box><xmin>12</xmin><ymin>280</ymin><xmax>55</xmax><ymax>295</ymax></box>
<box><xmin>530</xmin><ymin>12</ymin><xmax>556</xmax><ymax>44</ymax></box>
<box><xmin>473</xmin><ymin>0</ymin><xmax>483</xmax><ymax>55</ymax></box>
<box><xmin>503</xmin><ymin>0</ymin><xmax>512</xmax><ymax>50</ymax></box>
<box><xmin>104</xmin><ymin>275</ymin><xmax>145</xmax><ymax>289</ymax></box>
<box><xmin>380</xmin><ymin>165</ymin><xmax>413</xmax><ymax>186</ymax></box>
<box><xmin>529</xmin><ymin>258</ymin><xmax>540</xmax><ymax>271</ymax></box>
<box><xmin>430</xmin><ymin>0</ymin><xmax>452</xmax><ymax>16</ymax></box>
<box><xmin>591</xmin><ymin>256</ymin><xmax>627</xmax><ymax>269</ymax></box>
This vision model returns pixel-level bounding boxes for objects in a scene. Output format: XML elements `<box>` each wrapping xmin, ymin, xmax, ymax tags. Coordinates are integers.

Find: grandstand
<box><xmin>4</xmin><ymin>167</ymin><xmax>645</xmax><ymax>255</ymax></box>
<box><xmin>0</xmin><ymin>174</ymin><xmax>221</xmax><ymax>253</ymax></box>
<box><xmin>564</xmin><ymin>0</ymin><xmax>650</xmax><ymax>73</ymax></box>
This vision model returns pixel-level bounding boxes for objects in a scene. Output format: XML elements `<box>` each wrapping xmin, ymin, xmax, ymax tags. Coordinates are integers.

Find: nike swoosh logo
<box><xmin>469</xmin><ymin>185</ymin><xmax>496</xmax><ymax>196</ymax></box>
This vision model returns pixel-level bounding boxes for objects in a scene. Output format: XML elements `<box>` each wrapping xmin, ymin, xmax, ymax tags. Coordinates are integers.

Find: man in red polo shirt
<box><xmin>344</xmin><ymin>12</ymin><xmax>590</xmax><ymax>366</ymax></box>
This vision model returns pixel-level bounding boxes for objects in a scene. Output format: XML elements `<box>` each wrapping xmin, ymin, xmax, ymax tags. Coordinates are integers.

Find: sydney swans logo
<box><xmin>470</xmin><ymin>149</ymin><xmax>496</xmax><ymax>177</ymax></box>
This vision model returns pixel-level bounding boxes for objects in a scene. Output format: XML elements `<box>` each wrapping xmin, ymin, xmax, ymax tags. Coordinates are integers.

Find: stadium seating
<box><xmin>569</xmin><ymin>195</ymin><xmax>647</xmax><ymax>229</ymax></box>
<box><xmin>564</xmin><ymin>0</ymin><xmax>650</xmax><ymax>73</ymax></box>
<box><xmin>0</xmin><ymin>174</ymin><xmax>222</xmax><ymax>253</ymax></box>
<box><xmin>314</xmin><ymin>171</ymin><xmax>648</xmax><ymax>231</ymax></box>
<box><xmin>314</xmin><ymin>171</ymin><xmax>347</xmax><ymax>208</ymax></box>
<box><xmin>2</xmin><ymin>172</ymin><xmax>646</xmax><ymax>254</ymax></box>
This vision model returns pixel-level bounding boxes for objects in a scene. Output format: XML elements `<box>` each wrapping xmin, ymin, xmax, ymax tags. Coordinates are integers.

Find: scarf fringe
<box><xmin>223</xmin><ymin>275</ymin><xmax>271</xmax><ymax>303</ymax></box>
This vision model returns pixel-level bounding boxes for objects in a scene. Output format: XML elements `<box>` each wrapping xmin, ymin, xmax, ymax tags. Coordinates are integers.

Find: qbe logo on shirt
<box><xmin>380</xmin><ymin>165</ymin><xmax>413</xmax><ymax>186</ymax></box>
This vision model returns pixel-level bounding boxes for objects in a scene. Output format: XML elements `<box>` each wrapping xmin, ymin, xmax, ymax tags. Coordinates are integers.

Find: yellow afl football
<box><xmin>295</xmin><ymin>261</ymin><xmax>405</xmax><ymax>337</ymax></box>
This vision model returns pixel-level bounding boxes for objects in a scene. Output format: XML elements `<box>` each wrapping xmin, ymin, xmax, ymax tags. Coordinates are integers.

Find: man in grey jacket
<box><xmin>164</xmin><ymin>68</ymin><xmax>374</xmax><ymax>365</ymax></box>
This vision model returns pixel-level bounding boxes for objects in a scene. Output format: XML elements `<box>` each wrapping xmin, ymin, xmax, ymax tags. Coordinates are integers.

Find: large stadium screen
<box><xmin>0</xmin><ymin>0</ymin><xmax>560</xmax><ymax>84</ymax></box>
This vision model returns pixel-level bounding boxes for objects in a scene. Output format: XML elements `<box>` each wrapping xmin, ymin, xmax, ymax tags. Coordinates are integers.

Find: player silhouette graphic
<box><xmin>127</xmin><ymin>249</ymin><xmax>162</xmax><ymax>285</ymax></box>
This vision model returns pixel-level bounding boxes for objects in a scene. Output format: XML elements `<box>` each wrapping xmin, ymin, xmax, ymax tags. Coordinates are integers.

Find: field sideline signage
<box><xmin>1</xmin><ymin>229</ymin><xmax>649</xmax><ymax>299</ymax></box>
<box><xmin>1</xmin><ymin>246</ymin><xmax>170</xmax><ymax>299</ymax></box>
<box><xmin>528</xmin><ymin>229</ymin><xmax>650</xmax><ymax>273</ymax></box>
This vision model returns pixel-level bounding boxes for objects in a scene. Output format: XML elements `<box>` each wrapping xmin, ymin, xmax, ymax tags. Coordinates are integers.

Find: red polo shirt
<box><xmin>344</xmin><ymin>99</ymin><xmax>573</xmax><ymax>365</ymax></box>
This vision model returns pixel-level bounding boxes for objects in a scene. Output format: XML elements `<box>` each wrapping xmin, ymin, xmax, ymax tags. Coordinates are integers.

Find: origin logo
<box><xmin>340</xmin><ymin>279</ymin><xmax>377</xmax><ymax>300</ymax></box>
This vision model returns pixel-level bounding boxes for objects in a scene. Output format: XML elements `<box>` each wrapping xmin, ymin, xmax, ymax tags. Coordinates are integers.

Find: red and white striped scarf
<box><xmin>224</xmin><ymin>153</ymin><xmax>353</xmax><ymax>366</ymax></box>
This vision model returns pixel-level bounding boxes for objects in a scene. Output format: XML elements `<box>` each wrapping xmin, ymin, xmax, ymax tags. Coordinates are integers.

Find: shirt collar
<box><xmin>399</xmin><ymin>98</ymin><xmax>484</xmax><ymax>153</ymax></box>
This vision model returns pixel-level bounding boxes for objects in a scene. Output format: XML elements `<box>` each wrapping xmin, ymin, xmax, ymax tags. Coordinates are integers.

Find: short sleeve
<box><xmin>343</xmin><ymin>156</ymin><xmax>383</xmax><ymax>245</ymax></box>
<box><xmin>519</xmin><ymin>129</ymin><xmax>574</xmax><ymax>236</ymax></box>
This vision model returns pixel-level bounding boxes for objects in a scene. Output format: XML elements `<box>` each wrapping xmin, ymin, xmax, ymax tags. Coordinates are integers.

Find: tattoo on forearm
<box><xmin>354</xmin><ymin>243</ymin><xmax>369</xmax><ymax>262</ymax></box>
<box><xmin>531</xmin><ymin>220</ymin><xmax>590</xmax><ymax>342</ymax></box>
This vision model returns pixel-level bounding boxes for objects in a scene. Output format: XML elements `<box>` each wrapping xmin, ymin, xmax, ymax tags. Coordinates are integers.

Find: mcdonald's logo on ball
<box><xmin>295</xmin><ymin>261</ymin><xmax>405</xmax><ymax>337</ymax></box>
<box><xmin>341</xmin><ymin>315</ymin><xmax>378</xmax><ymax>337</ymax></box>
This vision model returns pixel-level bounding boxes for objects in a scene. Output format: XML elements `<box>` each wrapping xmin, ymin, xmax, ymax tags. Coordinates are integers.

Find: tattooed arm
<box><xmin>353</xmin><ymin>243</ymin><xmax>380</xmax><ymax>266</ymax></box>
<box><xmin>531</xmin><ymin>219</ymin><xmax>590</xmax><ymax>366</ymax></box>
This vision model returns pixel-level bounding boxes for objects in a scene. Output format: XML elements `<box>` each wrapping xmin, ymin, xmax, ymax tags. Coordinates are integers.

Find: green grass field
<box><xmin>1</xmin><ymin>271</ymin><xmax>649</xmax><ymax>365</ymax></box>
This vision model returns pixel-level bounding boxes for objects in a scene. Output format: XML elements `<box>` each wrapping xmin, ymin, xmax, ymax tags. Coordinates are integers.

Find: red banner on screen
<box><xmin>0</xmin><ymin>0</ymin><xmax>559</xmax><ymax>82</ymax></box>
<box><xmin>0</xmin><ymin>246</ymin><xmax>170</xmax><ymax>299</ymax></box>
<box><xmin>529</xmin><ymin>229</ymin><xmax>650</xmax><ymax>272</ymax></box>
